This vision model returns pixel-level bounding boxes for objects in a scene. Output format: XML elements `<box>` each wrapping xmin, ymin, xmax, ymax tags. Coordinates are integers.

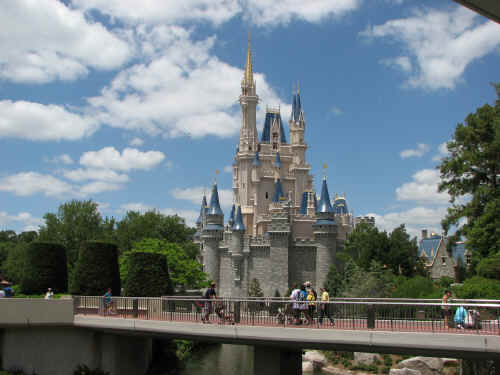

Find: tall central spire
<box><xmin>244</xmin><ymin>33</ymin><xmax>254</xmax><ymax>88</ymax></box>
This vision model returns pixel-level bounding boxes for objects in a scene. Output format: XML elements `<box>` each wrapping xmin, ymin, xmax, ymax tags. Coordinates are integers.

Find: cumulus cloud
<box><xmin>63</xmin><ymin>168</ymin><xmax>129</xmax><ymax>183</ymax></box>
<box><xmin>79</xmin><ymin>181</ymin><xmax>122</xmax><ymax>195</ymax></box>
<box><xmin>366</xmin><ymin>206</ymin><xmax>447</xmax><ymax>239</ymax></box>
<box><xmin>223</xmin><ymin>165</ymin><xmax>233</xmax><ymax>173</ymax></box>
<box><xmin>116</xmin><ymin>202</ymin><xmax>198</xmax><ymax>226</ymax></box>
<box><xmin>360</xmin><ymin>6</ymin><xmax>500</xmax><ymax>90</ymax></box>
<box><xmin>396</xmin><ymin>168</ymin><xmax>450</xmax><ymax>204</ymax></box>
<box><xmin>86</xmin><ymin>25</ymin><xmax>290</xmax><ymax>139</ymax></box>
<box><xmin>45</xmin><ymin>154</ymin><xmax>74</xmax><ymax>165</ymax></box>
<box><xmin>129</xmin><ymin>137</ymin><xmax>144</xmax><ymax>147</ymax></box>
<box><xmin>72</xmin><ymin>0</ymin><xmax>241</xmax><ymax>26</ymax></box>
<box><xmin>0</xmin><ymin>211</ymin><xmax>43</xmax><ymax>232</ymax></box>
<box><xmin>171</xmin><ymin>186</ymin><xmax>233</xmax><ymax>208</ymax></box>
<box><xmin>244</xmin><ymin>0</ymin><xmax>361</xmax><ymax>26</ymax></box>
<box><xmin>432</xmin><ymin>142</ymin><xmax>449</xmax><ymax>161</ymax></box>
<box><xmin>0</xmin><ymin>100</ymin><xmax>97</xmax><ymax>141</ymax></box>
<box><xmin>0</xmin><ymin>0</ymin><xmax>131</xmax><ymax>83</ymax></box>
<box><xmin>0</xmin><ymin>172</ymin><xmax>74</xmax><ymax>197</ymax></box>
<box><xmin>400</xmin><ymin>143</ymin><xmax>430</xmax><ymax>158</ymax></box>
<box><xmin>80</xmin><ymin>147</ymin><xmax>165</xmax><ymax>171</ymax></box>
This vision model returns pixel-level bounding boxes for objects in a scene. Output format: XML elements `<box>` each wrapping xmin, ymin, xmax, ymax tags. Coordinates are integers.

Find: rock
<box><xmin>390</xmin><ymin>368</ymin><xmax>421</xmax><ymax>375</ymax></box>
<box><xmin>302</xmin><ymin>360</ymin><xmax>314</xmax><ymax>373</ymax></box>
<box><xmin>442</xmin><ymin>358</ymin><xmax>459</xmax><ymax>367</ymax></box>
<box><xmin>303</xmin><ymin>350</ymin><xmax>327</xmax><ymax>368</ymax></box>
<box><xmin>396</xmin><ymin>357</ymin><xmax>444</xmax><ymax>375</ymax></box>
<box><xmin>322</xmin><ymin>366</ymin><xmax>353</xmax><ymax>374</ymax></box>
<box><xmin>354</xmin><ymin>352</ymin><xmax>382</xmax><ymax>365</ymax></box>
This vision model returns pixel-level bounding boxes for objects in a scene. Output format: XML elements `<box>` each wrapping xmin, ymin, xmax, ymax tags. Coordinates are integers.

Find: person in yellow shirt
<box><xmin>306</xmin><ymin>288</ymin><xmax>315</xmax><ymax>325</ymax></box>
<box><xmin>319</xmin><ymin>287</ymin><xmax>335</xmax><ymax>326</ymax></box>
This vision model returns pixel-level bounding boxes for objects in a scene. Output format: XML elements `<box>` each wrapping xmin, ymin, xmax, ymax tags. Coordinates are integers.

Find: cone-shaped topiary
<box><xmin>21</xmin><ymin>241</ymin><xmax>67</xmax><ymax>294</ymax></box>
<box><xmin>125</xmin><ymin>252</ymin><xmax>173</xmax><ymax>296</ymax></box>
<box><xmin>71</xmin><ymin>241</ymin><xmax>121</xmax><ymax>296</ymax></box>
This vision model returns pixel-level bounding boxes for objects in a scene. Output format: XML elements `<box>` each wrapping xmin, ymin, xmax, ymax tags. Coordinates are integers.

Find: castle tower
<box><xmin>201</xmin><ymin>182</ymin><xmax>224</xmax><ymax>285</ymax></box>
<box><xmin>268</xmin><ymin>179</ymin><xmax>290</xmax><ymax>295</ymax></box>
<box><xmin>313</xmin><ymin>176</ymin><xmax>337</xmax><ymax>290</ymax></box>
<box><xmin>231</xmin><ymin>205</ymin><xmax>246</xmax><ymax>296</ymax></box>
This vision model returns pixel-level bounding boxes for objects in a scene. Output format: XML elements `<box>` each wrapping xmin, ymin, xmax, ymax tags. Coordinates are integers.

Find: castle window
<box><xmin>466</xmin><ymin>254</ymin><xmax>471</xmax><ymax>266</ymax></box>
<box><xmin>265</xmin><ymin>192</ymin><xmax>268</xmax><ymax>199</ymax></box>
<box><xmin>441</xmin><ymin>257</ymin><xmax>446</xmax><ymax>265</ymax></box>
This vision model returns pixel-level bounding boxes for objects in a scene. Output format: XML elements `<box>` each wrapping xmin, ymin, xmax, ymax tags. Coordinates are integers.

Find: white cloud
<box><xmin>360</xmin><ymin>6</ymin><xmax>500</xmax><ymax>90</ymax></box>
<box><xmin>245</xmin><ymin>0</ymin><xmax>360</xmax><ymax>26</ymax></box>
<box><xmin>80</xmin><ymin>181</ymin><xmax>122</xmax><ymax>195</ymax></box>
<box><xmin>366</xmin><ymin>206</ymin><xmax>447</xmax><ymax>239</ymax></box>
<box><xmin>46</xmin><ymin>154</ymin><xmax>74</xmax><ymax>165</ymax></box>
<box><xmin>63</xmin><ymin>168</ymin><xmax>129</xmax><ymax>183</ymax></box>
<box><xmin>0</xmin><ymin>172</ymin><xmax>74</xmax><ymax>197</ymax></box>
<box><xmin>396</xmin><ymin>169</ymin><xmax>450</xmax><ymax>204</ymax></box>
<box><xmin>432</xmin><ymin>142</ymin><xmax>449</xmax><ymax>161</ymax></box>
<box><xmin>73</xmin><ymin>0</ymin><xmax>241</xmax><ymax>26</ymax></box>
<box><xmin>223</xmin><ymin>165</ymin><xmax>233</xmax><ymax>173</ymax></box>
<box><xmin>172</xmin><ymin>186</ymin><xmax>233</xmax><ymax>208</ymax></box>
<box><xmin>80</xmin><ymin>147</ymin><xmax>165</xmax><ymax>171</ymax></box>
<box><xmin>129</xmin><ymin>137</ymin><xmax>144</xmax><ymax>147</ymax></box>
<box><xmin>400</xmin><ymin>143</ymin><xmax>430</xmax><ymax>158</ymax></box>
<box><xmin>0</xmin><ymin>211</ymin><xmax>43</xmax><ymax>232</ymax></box>
<box><xmin>86</xmin><ymin>26</ymin><xmax>290</xmax><ymax>139</ymax></box>
<box><xmin>0</xmin><ymin>0</ymin><xmax>131</xmax><ymax>83</ymax></box>
<box><xmin>118</xmin><ymin>202</ymin><xmax>154</xmax><ymax>213</ymax></box>
<box><xmin>381</xmin><ymin>56</ymin><xmax>412</xmax><ymax>73</ymax></box>
<box><xmin>116</xmin><ymin>203</ymin><xmax>198</xmax><ymax>226</ymax></box>
<box><xmin>0</xmin><ymin>100</ymin><xmax>97</xmax><ymax>141</ymax></box>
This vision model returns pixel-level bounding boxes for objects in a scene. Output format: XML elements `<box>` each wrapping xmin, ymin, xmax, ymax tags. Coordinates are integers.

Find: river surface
<box><xmin>179</xmin><ymin>344</ymin><xmax>331</xmax><ymax>375</ymax></box>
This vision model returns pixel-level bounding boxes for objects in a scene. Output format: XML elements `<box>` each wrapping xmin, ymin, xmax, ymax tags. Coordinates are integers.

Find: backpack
<box><xmin>297</xmin><ymin>290</ymin><xmax>306</xmax><ymax>302</ymax></box>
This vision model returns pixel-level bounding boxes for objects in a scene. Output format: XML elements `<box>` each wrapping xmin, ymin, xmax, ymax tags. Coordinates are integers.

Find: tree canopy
<box><xmin>438</xmin><ymin>83</ymin><xmax>500</xmax><ymax>260</ymax></box>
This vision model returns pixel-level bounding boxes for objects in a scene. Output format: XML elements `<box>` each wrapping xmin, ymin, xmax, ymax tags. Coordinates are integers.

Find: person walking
<box><xmin>442</xmin><ymin>290</ymin><xmax>452</xmax><ymax>328</ymax></box>
<box><xmin>306</xmin><ymin>288</ymin><xmax>316</xmax><ymax>325</ymax></box>
<box><xmin>290</xmin><ymin>283</ymin><xmax>301</xmax><ymax>325</ymax></box>
<box><xmin>319</xmin><ymin>287</ymin><xmax>335</xmax><ymax>326</ymax></box>
<box><xmin>103</xmin><ymin>288</ymin><xmax>113</xmax><ymax>315</ymax></box>
<box><xmin>202</xmin><ymin>282</ymin><xmax>217</xmax><ymax>323</ymax></box>
<box><xmin>298</xmin><ymin>284</ymin><xmax>308</xmax><ymax>325</ymax></box>
<box><xmin>44</xmin><ymin>288</ymin><xmax>54</xmax><ymax>300</ymax></box>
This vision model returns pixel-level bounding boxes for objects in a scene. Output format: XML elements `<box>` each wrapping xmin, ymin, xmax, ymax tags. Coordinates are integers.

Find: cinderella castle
<box><xmin>194</xmin><ymin>42</ymin><xmax>354</xmax><ymax>297</ymax></box>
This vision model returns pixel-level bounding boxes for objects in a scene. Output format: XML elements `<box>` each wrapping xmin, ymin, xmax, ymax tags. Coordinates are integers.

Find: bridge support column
<box><xmin>254</xmin><ymin>346</ymin><xmax>302</xmax><ymax>375</ymax></box>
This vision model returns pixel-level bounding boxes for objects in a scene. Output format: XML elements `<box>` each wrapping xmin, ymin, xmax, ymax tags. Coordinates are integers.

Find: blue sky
<box><xmin>0</xmin><ymin>0</ymin><xmax>499</xmax><ymax>238</ymax></box>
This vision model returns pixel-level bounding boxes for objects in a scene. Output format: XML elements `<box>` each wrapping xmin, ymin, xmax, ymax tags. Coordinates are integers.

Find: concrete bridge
<box><xmin>1</xmin><ymin>297</ymin><xmax>499</xmax><ymax>375</ymax></box>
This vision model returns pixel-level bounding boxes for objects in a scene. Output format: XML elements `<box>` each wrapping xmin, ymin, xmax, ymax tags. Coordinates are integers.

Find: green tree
<box><xmin>344</xmin><ymin>222</ymin><xmax>389</xmax><ymax>270</ymax></box>
<box><xmin>39</xmin><ymin>200</ymin><xmax>105</xmax><ymax>268</ymax></box>
<box><xmin>121</xmin><ymin>238</ymin><xmax>207</xmax><ymax>291</ymax></box>
<box><xmin>455</xmin><ymin>276</ymin><xmax>500</xmax><ymax>299</ymax></box>
<box><xmin>392</xmin><ymin>276</ymin><xmax>437</xmax><ymax>299</ymax></box>
<box><xmin>438</xmin><ymin>84</ymin><xmax>500</xmax><ymax>261</ymax></box>
<box><xmin>343</xmin><ymin>260</ymin><xmax>395</xmax><ymax>298</ymax></box>
<box><xmin>2</xmin><ymin>241</ymin><xmax>28</xmax><ymax>284</ymax></box>
<box><xmin>476</xmin><ymin>252</ymin><xmax>500</xmax><ymax>280</ymax></box>
<box><xmin>124</xmin><ymin>252</ymin><xmax>173</xmax><ymax>296</ymax></box>
<box><xmin>324</xmin><ymin>265</ymin><xmax>343</xmax><ymax>297</ymax></box>
<box><xmin>116</xmin><ymin>210</ymin><xmax>194</xmax><ymax>253</ymax></box>
<box><xmin>386</xmin><ymin>225</ymin><xmax>420</xmax><ymax>276</ymax></box>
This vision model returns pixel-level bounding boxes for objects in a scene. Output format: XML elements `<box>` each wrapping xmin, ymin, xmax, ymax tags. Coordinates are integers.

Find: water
<box><xmin>179</xmin><ymin>344</ymin><xmax>254</xmax><ymax>375</ymax></box>
<box><xmin>179</xmin><ymin>344</ymin><xmax>333</xmax><ymax>375</ymax></box>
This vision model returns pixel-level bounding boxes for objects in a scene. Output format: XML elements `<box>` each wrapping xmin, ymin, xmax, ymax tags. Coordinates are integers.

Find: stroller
<box><xmin>215</xmin><ymin>301</ymin><xmax>235</xmax><ymax>324</ymax></box>
<box><xmin>454</xmin><ymin>306</ymin><xmax>467</xmax><ymax>329</ymax></box>
<box><xmin>276</xmin><ymin>304</ymin><xmax>294</xmax><ymax>325</ymax></box>
<box><xmin>464</xmin><ymin>309</ymin><xmax>481</xmax><ymax>329</ymax></box>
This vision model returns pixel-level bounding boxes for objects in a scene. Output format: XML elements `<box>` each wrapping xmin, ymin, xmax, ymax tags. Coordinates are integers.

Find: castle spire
<box><xmin>196</xmin><ymin>194</ymin><xmax>208</xmax><ymax>225</ymax></box>
<box><xmin>208</xmin><ymin>181</ymin><xmax>223</xmax><ymax>216</ymax></box>
<box><xmin>232</xmin><ymin>205</ymin><xmax>246</xmax><ymax>231</ymax></box>
<box><xmin>243</xmin><ymin>33</ymin><xmax>254</xmax><ymax>88</ymax></box>
<box><xmin>317</xmin><ymin>176</ymin><xmax>334</xmax><ymax>213</ymax></box>
<box><xmin>273</xmin><ymin>178</ymin><xmax>285</xmax><ymax>202</ymax></box>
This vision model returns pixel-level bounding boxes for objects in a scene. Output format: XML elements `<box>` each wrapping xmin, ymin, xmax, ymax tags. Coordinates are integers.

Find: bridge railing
<box><xmin>73</xmin><ymin>296</ymin><xmax>500</xmax><ymax>335</ymax></box>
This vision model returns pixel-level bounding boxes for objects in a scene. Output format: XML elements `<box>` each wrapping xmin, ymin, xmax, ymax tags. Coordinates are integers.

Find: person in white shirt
<box><xmin>44</xmin><ymin>288</ymin><xmax>54</xmax><ymax>300</ymax></box>
<box><xmin>0</xmin><ymin>289</ymin><xmax>5</xmax><ymax>298</ymax></box>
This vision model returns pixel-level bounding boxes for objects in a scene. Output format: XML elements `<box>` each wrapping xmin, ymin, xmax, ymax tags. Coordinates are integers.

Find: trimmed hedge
<box><xmin>21</xmin><ymin>241</ymin><xmax>67</xmax><ymax>294</ymax></box>
<box><xmin>71</xmin><ymin>241</ymin><xmax>121</xmax><ymax>296</ymax></box>
<box><xmin>124</xmin><ymin>252</ymin><xmax>173</xmax><ymax>296</ymax></box>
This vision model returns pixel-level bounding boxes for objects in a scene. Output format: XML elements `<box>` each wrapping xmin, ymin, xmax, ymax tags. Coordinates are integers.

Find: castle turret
<box><xmin>202</xmin><ymin>182</ymin><xmax>224</xmax><ymax>285</ymax></box>
<box><xmin>231</xmin><ymin>205</ymin><xmax>246</xmax><ymax>296</ymax></box>
<box><xmin>313</xmin><ymin>176</ymin><xmax>337</xmax><ymax>290</ymax></box>
<box><xmin>239</xmin><ymin>37</ymin><xmax>258</xmax><ymax>154</ymax></box>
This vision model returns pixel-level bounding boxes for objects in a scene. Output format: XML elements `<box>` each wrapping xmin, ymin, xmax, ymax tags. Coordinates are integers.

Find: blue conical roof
<box><xmin>274</xmin><ymin>152</ymin><xmax>282</xmax><ymax>168</ymax></box>
<box><xmin>299</xmin><ymin>191</ymin><xmax>308</xmax><ymax>215</ymax></box>
<box><xmin>291</xmin><ymin>91</ymin><xmax>302</xmax><ymax>122</ymax></box>
<box><xmin>228</xmin><ymin>204</ymin><xmax>235</xmax><ymax>224</ymax></box>
<box><xmin>317</xmin><ymin>177</ymin><xmax>334</xmax><ymax>213</ymax></box>
<box><xmin>232</xmin><ymin>205</ymin><xmax>245</xmax><ymax>231</ymax></box>
<box><xmin>273</xmin><ymin>178</ymin><xmax>285</xmax><ymax>202</ymax></box>
<box><xmin>252</xmin><ymin>151</ymin><xmax>261</xmax><ymax>167</ymax></box>
<box><xmin>207</xmin><ymin>183</ymin><xmax>223</xmax><ymax>216</ymax></box>
<box><xmin>261</xmin><ymin>111</ymin><xmax>287</xmax><ymax>144</ymax></box>
<box><xmin>196</xmin><ymin>195</ymin><xmax>207</xmax><ymax>224</ymax></box>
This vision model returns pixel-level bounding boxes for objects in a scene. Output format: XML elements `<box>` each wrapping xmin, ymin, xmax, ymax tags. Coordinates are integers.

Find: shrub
<box><xmin>20</xmin><ymin>242</ymin><xmax>67</xmax><ymax>294</ymax></box>
<box><xmin>477</xmin><ymin>253</ymin><xmax>500</xmax><ymax>280</ymax></box>
<box><xmin>73</xmin><ymin>364</ymin><xmax>109</xmax><ymax>375</ymax></box>
<box><xmin>71</xmin><ymin>241</ymin><xmax>120</xmax><ymax>296</ymax></box>
<box><xmin>124</xmin><ymin>252</ymin><xmax>172</xmax><ymax>296</ymax></box>
<box><xmin>455</xmin><ymin>276</ymin><xmax>500</xmax><ymax>299</ymax></box>
<box><xmin>392</xmin><ymin>276</ymin><xmax>436</xmax><ymax>299</ymax></box>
